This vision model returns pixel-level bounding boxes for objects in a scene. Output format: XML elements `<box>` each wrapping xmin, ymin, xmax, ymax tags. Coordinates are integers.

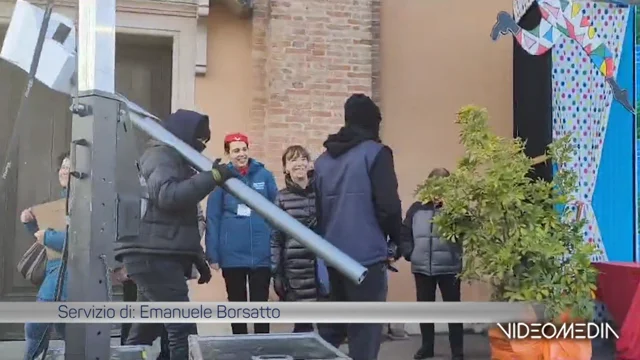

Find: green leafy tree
<box><xmin>416</xmin><ymin>106</ymin><xmax>599</xmax><ymax>321</ymax></box>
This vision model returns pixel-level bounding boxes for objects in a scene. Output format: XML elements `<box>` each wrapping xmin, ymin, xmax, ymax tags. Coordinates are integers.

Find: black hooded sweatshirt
<box><xmin>114</xmin><ymin>110</ymin><xmax>216</xmax><ymax>261</ymax></box>
<box><xmin>319</xmin><ymin>125</ymin><xmax>403</xmax><ymax>250</ymax></box>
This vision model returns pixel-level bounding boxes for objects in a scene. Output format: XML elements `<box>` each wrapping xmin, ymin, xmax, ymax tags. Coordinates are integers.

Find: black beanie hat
<box><xmin>344</xmin><ymin>94</ymin><xmax>382</xmax><ymax>131</ymax></box>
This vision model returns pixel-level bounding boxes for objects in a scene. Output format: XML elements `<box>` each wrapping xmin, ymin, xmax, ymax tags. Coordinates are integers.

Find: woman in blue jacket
<box><xmin>205</xmin><ymin>133</ymin><xmax>278</xmax><ymax>335</ymax></box>
<box><xmin>20</xmin><ymin>151</ymin><xmax>70</xmax><ymax>360</ymax></box>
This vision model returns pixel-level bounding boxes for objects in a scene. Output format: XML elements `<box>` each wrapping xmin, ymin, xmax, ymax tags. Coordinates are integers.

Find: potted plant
<box><xmin>415</xmin><ymin>106</ymin><xmax>598</xmax><ymax>359</ymax></box>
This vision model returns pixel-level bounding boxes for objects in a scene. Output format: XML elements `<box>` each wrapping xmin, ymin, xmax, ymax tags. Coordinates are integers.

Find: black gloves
<box><xmin>305</xmin><ymin>217</ymin><xmax>318</xmax><ymax>231</ymax></box>
<box><xmin>194</xmin><ymin>257</ymin><xmax>212</xmax><ymax>284</ymax></box>
<box><xmin>211</xmin><ymin>159</ymin><xmax>233</xmax><ymax>185</ymax></box>
<box><xmin>387</xmin><ymin>242</ymin><xmax>401</xmax><ymax>261</ymax></box>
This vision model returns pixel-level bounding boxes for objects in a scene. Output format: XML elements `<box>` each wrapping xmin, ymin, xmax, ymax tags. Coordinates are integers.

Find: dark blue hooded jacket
<box><xmin>205</xmin><ymin>160</ymin><xmax>278</xmax><ymax>268</ymax></box>
<box><xmin>114</xmin><ymin>109</ymin><xmax>217</xmax><ymax>260</ymax></box>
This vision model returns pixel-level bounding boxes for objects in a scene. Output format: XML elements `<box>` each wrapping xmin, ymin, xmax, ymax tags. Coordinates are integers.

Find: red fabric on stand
<box><xmin>593</xmin><ymin>262</ymin><xmax>640</xmax><ymax>360</ymax></box>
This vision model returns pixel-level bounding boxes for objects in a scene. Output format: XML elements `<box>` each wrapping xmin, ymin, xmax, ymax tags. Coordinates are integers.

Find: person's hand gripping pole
<box><xmin>211</xmin><ymin>158</ymin><xmax>233</xmax><ymax>185</ymax></box>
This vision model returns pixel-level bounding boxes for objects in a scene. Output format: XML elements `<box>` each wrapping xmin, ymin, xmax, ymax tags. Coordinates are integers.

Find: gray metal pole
<box><xmin>66</xmin><ymin>0</ymin><xmax>117</xmax><ymax>359</ymax></box>
<box><xmin>124</xmin><ymin>101</ymin><xmax>368</xmax><ymax>284</ymax></box>
<box><xmin>77</xmin><ymin>0</ymin><xmax>116</xmax><ymax>94</ymax></box>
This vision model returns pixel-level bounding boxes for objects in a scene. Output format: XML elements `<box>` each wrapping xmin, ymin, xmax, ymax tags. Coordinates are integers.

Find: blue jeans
<box><xmin>24</xmin><ymin>299</ymin><xmax>65</xmax><ymax>360</ymax></box>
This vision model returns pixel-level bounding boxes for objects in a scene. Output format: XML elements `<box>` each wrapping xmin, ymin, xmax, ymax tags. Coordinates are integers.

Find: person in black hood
<box><xmin>314</xmin><ymin>94</ymin><xmax>402</xmax><ymax>360</ymax></box>
<box><xmin>114</xmin><ymin>109</ymin><xmax>233</xmax><ymax>360</ymax></box>
<box><xmin>163</xmin><ymin>109</ymin><xmax>212</xmax><ymax>152</ymax></box>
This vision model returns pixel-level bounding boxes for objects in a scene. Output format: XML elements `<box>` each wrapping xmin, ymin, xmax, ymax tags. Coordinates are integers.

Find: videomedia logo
<box><xmin>497</xmin><ymin>322</ymin><xmax>619</xmax><ymax>340</ymax></box>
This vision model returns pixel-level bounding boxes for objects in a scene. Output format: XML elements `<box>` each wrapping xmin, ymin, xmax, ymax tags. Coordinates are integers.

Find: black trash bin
<box><xmin>188</xmin><ymin>332</ymin><xmax>350</xmax><ymax>360</ymax></box>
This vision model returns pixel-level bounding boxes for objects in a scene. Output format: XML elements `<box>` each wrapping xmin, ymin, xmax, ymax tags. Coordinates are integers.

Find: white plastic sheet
<box><xmin>0</xmin><ymin>0</ymin><xmax>76</xmax><ymax>95</ymax></box>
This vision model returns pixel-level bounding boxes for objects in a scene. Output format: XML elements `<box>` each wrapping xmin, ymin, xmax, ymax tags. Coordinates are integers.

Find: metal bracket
<box><xmin>70</xmin><ymin>171</ymin><xmax>88</xmax><ymax>179</ymax></box>
<box><xmin>118</xmin><ymin>107</ymin><xmax>129</xmax><ymax>131</ymax></box>
<box><xmin>72</xmin><ymin>139</ymin><xmax>89</xmax><ymax>147</ymax></box>
<box><xmin>70</xmin><ymin>103</ymin><xmax>92</xmax><ymax>117</ymax></box>
<box><xmin>70</xmin><ymin>138</ymin><xmax>90</xmax><ymax>179</ymax></box>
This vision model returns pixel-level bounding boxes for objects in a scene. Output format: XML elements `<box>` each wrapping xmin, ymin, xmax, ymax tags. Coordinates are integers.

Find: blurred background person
<box><xmin>19</xmin><ymin>151</ymin><xmax>70</xmax><ymax>360</ymax></box>
<box><xmin>399</xmin><ymin>168</ymin><xmax>464</xmax><ymax>360</ymax></box>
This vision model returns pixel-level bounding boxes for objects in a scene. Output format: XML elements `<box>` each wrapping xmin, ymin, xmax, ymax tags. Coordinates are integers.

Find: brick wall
<box><xmin>371</xmin><ymin>0</ymin><xmax>381</xmax><ymax>105</ymax></box>
<box><xmin>249</xmin><ymin>0</ymin><xmax>378</xmax><ymax>182</ymax></box>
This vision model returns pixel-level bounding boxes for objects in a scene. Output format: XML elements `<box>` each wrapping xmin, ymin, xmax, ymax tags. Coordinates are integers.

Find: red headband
<box><xmin>224</xmin><ymin>133</ymin><xmax>249</xmax><ymax>146</ymax></box>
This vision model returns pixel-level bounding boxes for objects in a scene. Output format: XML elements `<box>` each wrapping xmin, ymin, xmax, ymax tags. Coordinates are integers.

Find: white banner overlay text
<box><xmin>0</xmin><ymin>302</ymin><xmax>541</xmax><ymax>323</ymax></box>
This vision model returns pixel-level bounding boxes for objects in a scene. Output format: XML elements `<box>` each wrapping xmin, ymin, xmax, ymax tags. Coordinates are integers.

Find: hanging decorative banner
<box><xmin>514</xmin><ymin>0</ymin><xmax>537</xmax><ymax>21</ymax></box>
<box><xmin>490</xmin><ymin>0</ymin><xmax>634</xmax><ymax>113</ymax></box>
<box><xmin>590</xmin><ymin>0</ymin><xmax>640</xmax><ymax>4</ymax></box>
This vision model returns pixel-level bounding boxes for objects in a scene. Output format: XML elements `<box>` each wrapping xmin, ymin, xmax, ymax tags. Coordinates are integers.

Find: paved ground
<box><xmin>0</xmin><ymin>330</ymin><xmax>616</xmax><ymax>359</ymax></box>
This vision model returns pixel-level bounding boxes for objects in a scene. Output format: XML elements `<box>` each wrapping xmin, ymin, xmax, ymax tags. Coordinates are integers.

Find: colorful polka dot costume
<box><xmin>497</xmin><ymin>0</ymin><xmax>632</xmax><ymax>323</ymax></box>
<box><xmin>551</xmin><ymin>2</ymin><xmax>628</xmax><ymax>263</ymax></box>
<box><xmin>550</xmin><ymin>1</ymin><xmax>628</xmax><ymax>324</ymax></box>
<box><xmin>492</xmin><ymin>0</ymin><xmax>634</xmax><ymax>112</ymax></box>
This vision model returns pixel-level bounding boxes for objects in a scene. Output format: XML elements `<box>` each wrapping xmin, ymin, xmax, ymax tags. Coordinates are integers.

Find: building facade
<box><xmin>192</xmin><ymin>0</ymin><xmax>515</xmax><ymax>334</ymax></box>
<box><xmin>0</xmin><ymin>0</ymin><xmax>513</xmax><ymax>338</ymax></box>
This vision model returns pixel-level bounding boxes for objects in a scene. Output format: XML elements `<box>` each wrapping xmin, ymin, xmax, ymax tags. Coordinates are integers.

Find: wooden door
<box><xmin>115</xmin><ymin>34</ymin><xmax>173</xmax><ymax>154</ymax></box>
<box><xmin>0</xmin><ymin>31</ymin><xmax>173</xmax><ymax>340</ymax></box>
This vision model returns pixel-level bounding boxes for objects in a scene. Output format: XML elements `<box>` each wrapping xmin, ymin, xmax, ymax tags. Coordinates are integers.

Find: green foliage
<box><xmin>415</xmin><ymin>106</ymin><xmax>599</xmax><ymax>321</ymax></box>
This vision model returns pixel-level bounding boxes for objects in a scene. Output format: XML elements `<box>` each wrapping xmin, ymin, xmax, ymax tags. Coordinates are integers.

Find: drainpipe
<box><xmin>216</xmin><ymin>0</ymin><xmax>253</xmax><ymax>18</ymax></box>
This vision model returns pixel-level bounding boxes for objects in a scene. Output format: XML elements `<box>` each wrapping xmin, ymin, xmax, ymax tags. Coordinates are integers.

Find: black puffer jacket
<box><xmin>114</xmin><ymin>110</ymin><xmax>217</xmax><ymax>261</ymax></box>
<box><xmin>271</xmin><ymin>174</ymin><xmax>319</xmax><ymax>302</ymax></box>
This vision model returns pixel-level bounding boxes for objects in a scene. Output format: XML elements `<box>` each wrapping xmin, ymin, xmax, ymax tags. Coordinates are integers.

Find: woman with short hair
<box><xmin>271</xmin><ymin>145</ymin><xmax>330</xmax><ymax>333</ymax></box>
